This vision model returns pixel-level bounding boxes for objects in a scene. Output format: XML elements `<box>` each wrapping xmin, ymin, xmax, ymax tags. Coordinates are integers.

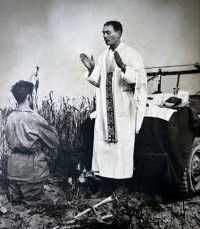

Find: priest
<box><xmin>80</xmin><ymin>20</ymin><xmax>147</xmax><ymax>197</ymax></box>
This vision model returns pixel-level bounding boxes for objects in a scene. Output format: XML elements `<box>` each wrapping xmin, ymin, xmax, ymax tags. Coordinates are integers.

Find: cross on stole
<box><xmin>108</xmin><ymin>135</ymin><xmax>116</xmax><ymax>143</ymax></box>
<box><xmin>108</xmin><ymin>122</ymin><xmax>114</xmax><ymax>128</ymax></box>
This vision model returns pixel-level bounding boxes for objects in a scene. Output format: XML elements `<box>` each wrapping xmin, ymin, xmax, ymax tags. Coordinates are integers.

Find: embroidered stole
<box><xmin>106</xmin><ymin>50</ymin><xmax>117</xmax><ymax>143</ymax></box>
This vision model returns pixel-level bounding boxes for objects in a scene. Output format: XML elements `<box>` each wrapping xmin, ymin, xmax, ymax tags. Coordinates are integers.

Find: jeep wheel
<box><xmin>189</xmin><ymin>144</ymin><xmax>200</xmax><ymax>193</ymax></box>
<box><xmin>179</xmin><ymin>138</ymin><xmax>200</xmax><ymax>197</ymax></box>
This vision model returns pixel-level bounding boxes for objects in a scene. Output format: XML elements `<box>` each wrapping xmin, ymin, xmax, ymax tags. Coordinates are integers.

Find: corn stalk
<box><xmin>0</xmin><ymin>108</ymin><xmax>12</xmax><ymax>182</ymax></box>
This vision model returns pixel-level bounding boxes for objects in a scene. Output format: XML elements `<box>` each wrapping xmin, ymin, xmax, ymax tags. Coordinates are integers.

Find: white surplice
<box><xmin>86</xmin><ymin>43</ymin><xmax>147</xmax><ymax>179</ymax></box>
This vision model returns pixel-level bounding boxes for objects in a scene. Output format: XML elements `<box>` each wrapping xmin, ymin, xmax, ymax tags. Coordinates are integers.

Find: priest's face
<box><xmin>102</xmin><ymin>25</ymin><xmax>121</xmax><ymax>48</ymax></box>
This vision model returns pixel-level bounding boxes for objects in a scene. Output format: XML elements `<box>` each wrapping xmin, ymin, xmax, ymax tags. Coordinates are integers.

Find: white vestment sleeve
<box><xmin>122</xmin><ymin>49</ymin><xmax>147</xmax><ymax>134</ymax></box>
<box><xmin>120</xmin><ymin>48</ymin><xmax>145</xmax><ymax>84</ymax></box>
<box><xmin>85</xmin><ymin>57</ymin><xmax>101</xmax><ymax>87</ymax></box>
<box><xmin>121</xmin><ymin>65</ymin><xmax>137</xmax><ymax>84</ymax></box>
<box><xmin>134</xmin><ymin>68</ymin><xmax>147</xmax><ymax>134</ymax></box>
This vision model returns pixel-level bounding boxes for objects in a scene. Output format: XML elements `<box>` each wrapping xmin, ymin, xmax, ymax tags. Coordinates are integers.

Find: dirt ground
<box><xmin>1</xmin><ymin>178</ymin><xmax>200</xmax><ymax>229</ymax></box>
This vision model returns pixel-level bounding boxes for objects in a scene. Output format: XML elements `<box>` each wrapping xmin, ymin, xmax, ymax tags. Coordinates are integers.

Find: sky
<box><xmin>0</xmin><ymin>0</ymin><xmax>199</xmax><ymax>107</ymax></box>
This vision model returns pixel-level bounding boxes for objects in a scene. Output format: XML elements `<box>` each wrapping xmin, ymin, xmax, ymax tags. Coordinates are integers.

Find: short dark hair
<box><xmin>104</xmin><ymin>21</ymin><xmax>123</xmax><ymax>34</ymax></box>
<box><xmin>11</xmin><ymin>80</ymin><xmax>34</xmax><ymax>104</ymax></box>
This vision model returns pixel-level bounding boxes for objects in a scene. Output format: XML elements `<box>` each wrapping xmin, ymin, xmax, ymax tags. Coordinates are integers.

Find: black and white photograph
<box><xmin>0</xmin><ymin>0</ymin><xmax>200</xmax><ymax>228</ymax></box>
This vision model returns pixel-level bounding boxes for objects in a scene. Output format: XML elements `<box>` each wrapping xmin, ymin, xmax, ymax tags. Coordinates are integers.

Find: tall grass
<box><xmin>40</xmin><ymin>92</ymin><xmax>93</xmax><ymax>149</ymax></box>
<box><xmin>0</xmin><ymin>108</ymin><xmax>12</xmax><ymax>181</ymax></box>
<box><xmin>38</xmin><ymin>92</ymin><xmax>95</xmax><ymax>198</ymax></box>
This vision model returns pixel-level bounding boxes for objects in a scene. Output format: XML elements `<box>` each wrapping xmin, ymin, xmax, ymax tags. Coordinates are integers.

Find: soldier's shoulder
<box><xmin>6</xmin><ymin>109</ymin><xmax>17</xmax><ymax>120</ymax></box>
<box><xmin>31</xmin><ymin>111</ymin><xmax>45</xmax><ymax>121</ymax></box>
